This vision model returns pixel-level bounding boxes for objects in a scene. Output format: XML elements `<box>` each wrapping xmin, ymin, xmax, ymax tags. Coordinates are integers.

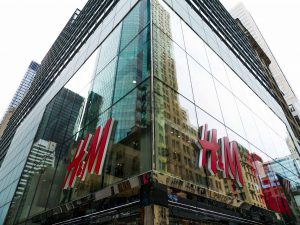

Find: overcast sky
<box><xmin>0</xmin><ymin>0</ymin><xmax>86</xmax><ymax>121</ymax></box>
<box><xmin>0</xmin><ymin>0</ymin><xmax>299</xmax><ymax>121</ymax></box>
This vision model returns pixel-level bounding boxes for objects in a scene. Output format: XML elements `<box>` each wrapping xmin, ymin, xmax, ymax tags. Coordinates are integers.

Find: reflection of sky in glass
<box><xmin>181</xmin><ymin>21</ymin><xmax>210</xmax><ymax>72</ymax></box>
<box><xmin>64</xmin><ymin>51</ymin><xmax>99</xmax><ymax>97</ymax></box>
<box><xmin>64</xmin><ymin>50</ymin><xmax>99</xmax><ymax>138</ymax></box>
<box><xmin>188</xmin><ymin>56</ymin><xmax>224</xmax><ymax>122</ymax></box>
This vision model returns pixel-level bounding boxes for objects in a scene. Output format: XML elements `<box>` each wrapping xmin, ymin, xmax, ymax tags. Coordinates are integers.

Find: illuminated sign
<box><xmin>62</xmin><ymin>118</ymin><xmax>115</xmax><ymax>189</ymax></box>
<box><xmin>193</xmin><ymin>124</ymin><xmax>244</xmax><ymax>187</ymax></box>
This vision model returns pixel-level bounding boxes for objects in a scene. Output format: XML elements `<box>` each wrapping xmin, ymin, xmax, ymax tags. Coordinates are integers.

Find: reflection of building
<box><xmin>153</xmin><ymin>0</ymin><xmax>226</xmax><ymax>195</ymax></box>
<box><xmin>262</xmin><ymin>164</ymin><xmax>293</xmax><ymax>216</ymax></box>
<box><xmin>227</xmin><ymin>145</ymin><xmax>267</xmax><ymax>208</ymax></box>
<box><xmin>16</xmin><ymin>139</ymin><xmax>56</xmax><ymax>196</ymax></box>
<box><xmin>1</xmin><ymin>0</ymin><xmax>300</xmax><ymax>224</ymax></box>
<box><xmin>252</xmin><ymin>154</ymin><xmax>300</xmax><ymax>221</ymax></box>
<box><xmin>267</xmin><ymin>155</ymin><xmax>300</xmax><ymax>213</ymax></box>
<box><xmin>268</xmin><ymin>156</ymin><xmax>300</xmax><ymax>191</ymax></box>
<box><xmin>80</xmin><ymin>91</ymin><xmax>103</xmax><ymax>133</ymax></box>
<box><xmin>12</xmin><ymin>140</ymin><xmax>56</xmax><ymax>221</ymax></box>
<box><xmin>35</xmin><ymin>87</ymin><xmax>84</xmax><ymax>158</ymax></box>
<box><xmin>0</xmin><ymin>61</ymin><xmax>39</xmax><ymax>140</ymax></box>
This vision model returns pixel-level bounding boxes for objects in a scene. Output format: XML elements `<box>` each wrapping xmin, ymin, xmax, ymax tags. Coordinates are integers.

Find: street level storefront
<box><xmin>1</xmin><ymin>0</ymin><xmax>300</xmax><ymax>224</ymax></box>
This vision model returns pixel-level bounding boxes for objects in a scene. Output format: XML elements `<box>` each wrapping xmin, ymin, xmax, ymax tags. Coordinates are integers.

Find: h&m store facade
<box><xmin>1</xmin><ymin>0</ymin><xmax>300</xmax><ymax>224</ymax></box>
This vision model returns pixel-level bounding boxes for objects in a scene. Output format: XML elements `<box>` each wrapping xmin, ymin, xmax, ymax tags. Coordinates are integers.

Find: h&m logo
<box><xmin>193</xmin><ymin>124</ymin><xmax>244</xmax><ymax>187</ymax></box>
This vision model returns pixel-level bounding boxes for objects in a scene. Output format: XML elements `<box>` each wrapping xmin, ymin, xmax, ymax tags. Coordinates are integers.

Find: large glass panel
<box><xmin>119</xmin><ymin>0</ymin><xmax>150</xmax><ymax>51</ymax></box>
<box><xmin>215</xmin><ymin>80</ymin><xmax>247</xmax><ymax>139</ymax></box>
<box><xmin>113</xmin><ymin>25</ymin><xmax>150</xmax><ymax>103</ymax></box>
<box><xmin>152</xmin><ymin>0</ymin><xmax>185</xmax><ymax>48</ymax></box>
<box><xmin>188</xmin><ymin>56</ymin><xmax>223</xmax><ymax>122</ymax></box>
<box><xmin>253</xmin><ymin>114</ymin><xmax>282</xmax><ymax>159</ymax></box>
<box><xmin>225</xmin><ymin>63</ymin><xmax>249</xmax><ymax>104</ymax></box>
<box><xmin>153</xmin><ymin>26</ymin><xmax>193</xmax><ymax>102</ymax></box>
<box><xmin>86</xmin><ymin>58</ymin><xmax>118</xmax><ymax>121</ymax></box>
<box><xmin>236</xmin><ymin>98</ymin><xmax>264</xmax><ymax>150</ymax></box>
<box><xmin>196</xmin><ymin>107</ymin><xmax>227</xmax><ymax>140</ymax></box>
<box><xmin>206</xmin><ymin>46</ymin><xmax>231</xmax><ymax>89</ymax></box>
<box><xmin>154</xmin><ymin>78</ymin><xmax>201</xmax><ymax>184</ymax></box>
<box><xmin>104</xmin><ymin>79</ymin><xmax>152</xmax><ymax>185</ymax></box>
<box><xmin>95</xmin><ymin>25</ymin><xmax>122</xmax><ymax>75</ymax></box>
<box><xmin>181</xmin><ymin>21</ymin><xmax>210</xmax><ymax>72</ymax></box>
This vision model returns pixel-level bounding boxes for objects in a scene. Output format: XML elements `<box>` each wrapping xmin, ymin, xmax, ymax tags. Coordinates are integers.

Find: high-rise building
<box><xmin>0</xmin><ymin>61</ymin><xmax>39</xmax><ymax>139</ymax></box>
<box><xmin>1</xmin><ymin>0</ymin><xmax>300</xmax><ymax>224</ymax></box>
<box><xmin>8</xmin><ymin>61</ymin><xmax>39</xmax><ymax>109</ymax></box>
<box><xmin>230</xmin><ymin>3</ymin><xmax>300</xmax><ymax>144</ymax></box>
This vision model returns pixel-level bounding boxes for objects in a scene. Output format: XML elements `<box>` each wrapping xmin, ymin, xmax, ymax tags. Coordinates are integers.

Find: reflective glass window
<box><xmin>152</xmin><ymin>0</ymin><xmax>185</xmax><ymax>48</ymax></box>
<box><xmin>154</xmin><ymin>78</ymin><xmax>200</xmax><ymax>184</ymax></box>
<box><xmin>188</xmin><ymin>56</ymin><xmax>223</xmax><ymax>122</ymax></box>
<box><xmin>214</xmin><ymin>80</ymin><xmax>246</xmax><ymax>139</ymax></box>
<box><xmin>119</xmin><ymin>0</ymin><xmax>149</xmax><ymax>51</ymax></box>
<box><xmin>236</xmin><ymin>99</ymin><xmax>264</xmax><ymax>150</ymax></box>
<box><xmin>153</xmin><ymin>26</ymin><xmax>193</xmax><ymax>101</ymax></box>
<box><xmin>113</xmin><ymin>26</ymin><xmax>150</xmax><ymax>103</ymax></box>
<box><xmin>95</xmin><ymin>24</ymin><xmax>122</xmax><ymax>74</ymax></box>
<box><xmin>206</xmin><ymin>46</ymin><xmax>231</xmax><ymax>89</ymax></box>
<box><xmin>181</xmin><ymin>21</ymin><xmax>210</xmax><ymax>72</ymax></box>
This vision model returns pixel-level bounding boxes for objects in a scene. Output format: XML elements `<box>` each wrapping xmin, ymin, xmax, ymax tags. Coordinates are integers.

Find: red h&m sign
<box><xmin>193</xmin><ymin>124</ymin><xmax>244</xmax><ymax>187</ymax></box>
<box><xmin>62</xmin><ymin>118</ymin><xmax>115</xmax><ymax>189</ymax></box>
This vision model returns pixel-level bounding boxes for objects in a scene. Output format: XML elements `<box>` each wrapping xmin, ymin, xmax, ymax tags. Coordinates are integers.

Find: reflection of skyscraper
<box><xmin>35</xmin><ymin>87</ymin><xmax>84</xmax><ymax>158</ymax></box>
<box><xmin>16</xmin><ymin>139</ymin><xmax>56</xmax><ymax>196</ymax></box>
<box><xmin>80</xmin><ymin>91</ymin><xmax>103</xmax><ymax>134</ymax></box>
<box><xmin>104</xmin><ymin>1</ymin><xmax>151</xmax><ymax>183</ymax></box>
<box><xmin>12</xmin><ymin>139</ymin><xmax>56</xmax><ymax>221</ymax></box>
<box><xmin>112</xmin><ymin>1</ymin><xmax>149</xmax><ymax>142</ymax></box>
<box><xmin>9</xmin><ymin>88</ymin><xmax>84</xmax><ymax>221</ymax></box>
<box><xmin>152</xmin><ymin>0</ymin><xmax>228</xmax><ymax>195</ymax></box>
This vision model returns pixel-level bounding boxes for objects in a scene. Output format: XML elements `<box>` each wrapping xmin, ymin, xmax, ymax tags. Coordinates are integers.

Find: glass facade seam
<box><xmin>0</xmin><ymin>0</ymin><xmax>146</xmax><ymax>223</ymax></box>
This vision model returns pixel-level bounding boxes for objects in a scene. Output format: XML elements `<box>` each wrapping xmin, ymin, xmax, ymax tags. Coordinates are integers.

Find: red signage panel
<box><xmin>62</xmin><ymin>118</ymin><xmax>115</xmax><ymax>189</ymax></box>
<box><xmin>194</xmin><ymin>124</ymin><xmax>244</xmax><ymax>187</ymax></box>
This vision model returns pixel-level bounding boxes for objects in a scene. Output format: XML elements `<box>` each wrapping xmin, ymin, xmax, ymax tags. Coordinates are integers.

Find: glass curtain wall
<box><xmin>4</xmin><ymin>1</ymin><xmax>151</xmax><ymax>224</ymax></box>
<box><xmin>2</xmin><ymin>0</ymin><xmax>300</xmax><ymax>224</ymax></box>
<box><xmin>152</xmin><ymin>0</ymin><xmax>300</xmax><ymax>223</ymax></box>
